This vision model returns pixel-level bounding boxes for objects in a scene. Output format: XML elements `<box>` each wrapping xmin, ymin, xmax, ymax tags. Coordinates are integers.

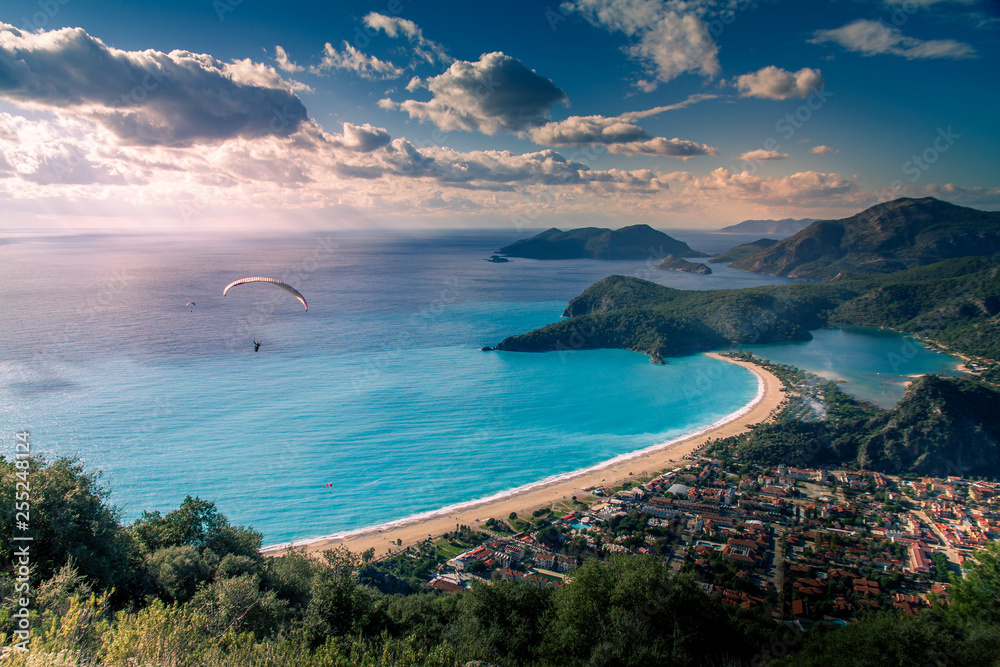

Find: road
<box><xmin>666</xmin><ymin>517</ymin><xmax>692</xmax><ymax>577</ymax></box>
<box><xmin>770</xmin><ymin>526</ymin><xmax>787</xmax><ymax>620</ymax></box>
<box><xmin>912</xmin><ymin>508</ymin><xmax>962</xmax><ymax>567</ymax></box>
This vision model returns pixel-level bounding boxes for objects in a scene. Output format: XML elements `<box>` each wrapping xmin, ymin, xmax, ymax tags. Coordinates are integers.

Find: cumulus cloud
<box><xmin>737</xmin><ymin>149</ymin><xmax>789</xmax><ymax>161</ymax></box>
<box><xmin>664</xmin><ymin>167</ymin><xmax>857</xmax><ymax>203</ymax></box>
<box><xmin>395</xmin><ymin>52</ymin><xmax>568</xmax><ymax>134</ymax></box>
<box><xmin>911</xmin><ymin>183</ymin><xmax>1000</xmax><ymax>208</ymax></box>
<box><xmin>529</xmin><ymin>114</ymin><xmax>715</xmax><ymax>158</ymax></box>
<box><xmin>327</xmin><ymin>122</ymin><xmax>392</xmax><ymax>152</ymax></box>
<box><xmin>0</xmin><ymin>23</ymin><xmax>309</xmax><ymax>146</ymax></box>
<box><xmin>563</xmin><ymin>0</ymin><xmax>721</xmax><ymax>90</ymax></box>
<box><xmin>810</xmin><ymin>145</ymin><xmax>838</xmax><ymax>155</ymax></box>
<box><xmin>362</xmin><ymin>12</ymin><xmax>452</xmax><ymax>66</ymax></box>
<box><xmin>811</xmin><ymin>19</ymin><xmax>977</xmax><ymax>59</ymax></box>
<box><xmin>735</xmin><ymin>66</ymin><xmax>824</xmax><ymax>100</ymax></box>
<box><xmin>274</xmin><ymin>45</ymin><xmax>304</xmax><ymax>73</ymax></box>
<box><xmin>310</xmin><ymin>41</ymin><xmax>404</xmax><ymax>79</ymax></box>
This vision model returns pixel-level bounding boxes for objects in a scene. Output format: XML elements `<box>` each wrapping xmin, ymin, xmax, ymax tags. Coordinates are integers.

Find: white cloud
<box><xmin>529</xmin><ymin>112</ymin><xmax>716</xmax><ymax>159</ymax></box>
<box><xmin>663</xmin><ymin>167</ymin><xmax>857</xmax><ymax>204</ymax></box>
<box><xmin>810</xmin><ymin>145</ymin><xmax>838</xmax><ymax>155</ymax></box>
<box><xmin>0</xmin><ymin>22</ymin><xmax>309</xmax><ymax>146</ymax></box>
<box><xmin>622</xmin><ymin>93</ymin><xmax>718</xmax><ymax>118</ymax></box>
<box><xmin>735</xmin><ymin>66</ymin><xmax>824</xmax><ymax>100</ymax></box>
<box><xmin>737</xmin><ymin>149</ymin><xmax>788</xmax><ymax>161</ymax></box>
<box><xmin>396</xmin><ymin>52</ymin><xmax>568</xmax><ymax>134</ymax></box>
<box><xmin>562</xmin><ymin>0</ymin><xmax>721</xmax><ymax>90</ymax></box>
<box><xmin>530</xmin><ymin>116</ymin><xmax>648</xmax><ymax>146</ymax></box>
<box><xmin>274</xmin><ymin>45</ymin><xmax>304</xmax><ymax>73</ymax></box>
<box><xmin>811</xmin><ymin>19</ymin><xmax>976</xmax><ymax>59</ymax></box>
<box><xmin>362</xmin><ymin>12</ymin><xmax>452</xmax><ymax>66</ymax></box>
<box><xmin>310</xmin><ymin>41</ymin><xmax>404</xmax><ymax>79</ymax></box>
<box><xmin>327</xmin><ymin>122</ymin><xmax>392</xmax><ymax>152</ymax></box>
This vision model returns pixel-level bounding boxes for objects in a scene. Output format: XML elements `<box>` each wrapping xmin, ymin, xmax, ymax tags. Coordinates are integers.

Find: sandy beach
<box><xmin>262</xmin><ymin>352</ymin><xmax>785</xmax><ymax>559</ymax></box>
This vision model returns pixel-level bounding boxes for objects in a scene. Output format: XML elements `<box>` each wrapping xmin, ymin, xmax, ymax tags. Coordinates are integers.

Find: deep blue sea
<box><xmin>0</xmin><ymin>229</ymin><xmax>962</xmax><ymax>543</ymax></box>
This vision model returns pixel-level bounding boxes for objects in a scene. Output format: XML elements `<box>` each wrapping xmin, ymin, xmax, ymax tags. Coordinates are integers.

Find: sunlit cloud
<box><xmin>388</xmin><ymin>52</ymin><xmax>568</xmax><ymax>134</ymax></box>
<box><xmin>735</xmin><ymin>66</ymin><xmax>824</xmax><ymax>100</ymax></box>
<box><xmin>811</xmin><ymin>19</ymin><xmax>977</xmax><ymax>59</ymax></box>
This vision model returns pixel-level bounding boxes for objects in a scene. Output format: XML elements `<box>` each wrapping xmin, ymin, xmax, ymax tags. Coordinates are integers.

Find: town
<box><xmin>371</xmin><ymin>457</ymin><xmax>998</xmax><ymax>629</ymax></box>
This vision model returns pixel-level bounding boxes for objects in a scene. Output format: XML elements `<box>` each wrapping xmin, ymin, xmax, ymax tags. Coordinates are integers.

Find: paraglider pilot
<box><xmin>253</xmin><ymin>340</ymin><xmax>261</xmax><ymax>352</ymax></box>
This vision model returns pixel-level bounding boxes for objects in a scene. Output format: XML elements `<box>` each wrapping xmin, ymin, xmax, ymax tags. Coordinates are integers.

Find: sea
<box><xmin>0</xmin><ymin>228</ymin><xmax>963</xmax><ymax>544</ymax></box>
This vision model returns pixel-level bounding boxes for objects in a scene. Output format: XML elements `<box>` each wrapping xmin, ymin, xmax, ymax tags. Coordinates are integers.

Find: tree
<box><xmin>131</xmin><ymin>496</ymin><xmax>262</xmax><ymax>560</ymax></box>
<box><xmin>300</xmin><ymin>547</ymin><xmax>387</xmax><ymax>647</ymax></box>
<box><xmin>146</xmin><ymin>545</ymin><xmax>214</xmax><ymax>603</ymax></box>
<box><xmin>951</xmin><ymin>542</ymin><xmax>1000</xmax><ymax>623</ymax></box>
<box><xmin>0</xmin><ymin>456</ymin><xmax>136</xmax><ymax>593</ymax></box>
<box><xmin>544</xmin><ymin>557</ymin><xmax>775</xmax><ymax>666</ymax></box>
<box><xmin>452</xmin><ymin>579</ymin><xmax>553</xmax><ymax>664</ymax></box>
<box><xmin>189</xmin><ymin>573</ymin><xmax>289</xmax><ymax>638</ymax></box>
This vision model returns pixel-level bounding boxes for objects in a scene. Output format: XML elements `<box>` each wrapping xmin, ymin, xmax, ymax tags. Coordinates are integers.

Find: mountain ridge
<box><xmin>728</xmin><ymin>197</ymin><xmax>1000</xmax><ymax>280</ymax></box>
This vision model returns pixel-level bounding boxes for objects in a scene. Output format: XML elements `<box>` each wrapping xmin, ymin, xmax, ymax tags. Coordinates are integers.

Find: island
<box><xmin>654</xmin><ymin>255</ymin><xmax>712</xmax><ymax>274</ymax></box>
<box><xmin>496</xmin><ymin>224</ymin><xmax>708</xmax><ymax>260</ymax></box>
<box><xmin>485</xmin><ymin>254</ymin><xmax>510</xmax><ymax>263</ymax></box>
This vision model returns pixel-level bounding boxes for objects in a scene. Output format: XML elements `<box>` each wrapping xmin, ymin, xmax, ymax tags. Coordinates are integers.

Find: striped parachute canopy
<box><xmin>222</xmin><ymin>277</ymin><xmax>308</xmax><ymax>311</ymax></box>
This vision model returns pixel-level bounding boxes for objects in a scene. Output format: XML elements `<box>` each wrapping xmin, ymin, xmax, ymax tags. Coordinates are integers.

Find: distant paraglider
<box><xmin>222</xmin><ymin>276</ymin><xmax>308</xmax><ymax>311</ymax></box>
<box><xmin>253</xmin><ymin>340</ymin><xmax>261</xmax><ymax>352</ymax></box>
<box><xmin>185</xmin><ymin>302</ymin><xmax>196</xmax><ymax>306</ymax></box>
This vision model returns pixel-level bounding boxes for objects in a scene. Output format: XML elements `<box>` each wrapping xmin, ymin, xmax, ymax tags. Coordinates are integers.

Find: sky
<box><xmin>0</xmin><ymin>0</ymin><xmax>997</xmax><ymax>231</ymax></box>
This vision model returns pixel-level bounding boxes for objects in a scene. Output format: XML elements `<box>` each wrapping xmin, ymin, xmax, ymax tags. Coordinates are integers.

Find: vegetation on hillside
<box><xmin>1</xmin><ymin>456</ymin><xmax>998</xmax><ymax>665</ymax></box>
<box><xmin>708</xmin><ymin>238</ymin><xmax>779</xmax><ymax>264</ymax></box>
<box><xmin>497</xmin><ymin>255</ymin><xmax>1000</xmax><ymax>370</ymax></box>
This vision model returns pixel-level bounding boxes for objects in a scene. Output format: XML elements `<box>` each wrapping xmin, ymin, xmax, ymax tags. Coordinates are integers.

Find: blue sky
<box><xmin>0</xmin><ymin>0</ymin><xmax>997</xmax><ymax>229</ymax></box>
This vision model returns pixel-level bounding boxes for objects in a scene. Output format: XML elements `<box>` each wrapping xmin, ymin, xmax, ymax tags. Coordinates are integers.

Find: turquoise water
<box><xmin>2</xmin><ymin>337</ymin><xmax>756</xmax><ymax>544</ymax></box>
<box><xmin>0</xmin><ymin>231</ymin><xmax>769</xmax><ymax>545</ymax></box>
<box><xmin>746</xmin><ymin>326</ymin><xmax>965</xmax><ymax>408</ymax></box>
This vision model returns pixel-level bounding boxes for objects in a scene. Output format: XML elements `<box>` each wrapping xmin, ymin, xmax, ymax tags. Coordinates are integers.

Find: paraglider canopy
<box><xmin>185</xmin><ymin>302</ymin><xmax>196</xmax><ymax>306</ymax></box>
<box><xmin>222</xmin><ymin>276</ymin><xmax>307</xmax><ymax>311</ymax></box>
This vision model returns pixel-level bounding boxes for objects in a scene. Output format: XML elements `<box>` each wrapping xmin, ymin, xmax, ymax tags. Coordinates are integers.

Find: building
<box><xmin>908</xmin><ymin>544</ymin><xmax>932</xmax><ymax>573</ymax></box>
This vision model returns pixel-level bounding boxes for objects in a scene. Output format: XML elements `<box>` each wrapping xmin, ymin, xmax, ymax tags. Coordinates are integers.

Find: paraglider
<box><xmin>253</xmin><ymin>340</ymin><xmax>261</xmax><ymax>352</ymax></box>
<box><xmin>185</xmin><ymin>302</ymin><xmax>196</xmax><ymax>306</ymax></box>
<box><xmin>222</xmin><ymin>276</ymin><xmax>307</xmax><ymax>311</ymax></box>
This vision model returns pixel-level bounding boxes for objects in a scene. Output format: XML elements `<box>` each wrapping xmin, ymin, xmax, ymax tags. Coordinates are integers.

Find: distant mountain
<box><xmin>497</xmin><ymin>224</ymin><xmax>708</xmax><ymax>260</ymax></box>
<box><xmin>729</xmin><ymin>197</ymin><xmax>1000</xmax><ymax>280</ymax></box>
<box><xmin>716</xmin><ymin>218</ymin><xmax>816</xmax><ymax>235</ymax></box>
<box><xmin>655</xmin><ymin>255</ymin><xmax>711</xmax><ymax>274</ymax></box>
<box><xmin>708</xmin><ymin>238</ymin><xmax>779</xmax><ymax>264</ymax></box>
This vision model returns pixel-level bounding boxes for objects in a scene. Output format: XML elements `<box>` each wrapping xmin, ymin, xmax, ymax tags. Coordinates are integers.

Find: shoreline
<box><xmin>261</xmin><ymin>352</ymin><xmax>785</xmax><ymax>558</ymax></box>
